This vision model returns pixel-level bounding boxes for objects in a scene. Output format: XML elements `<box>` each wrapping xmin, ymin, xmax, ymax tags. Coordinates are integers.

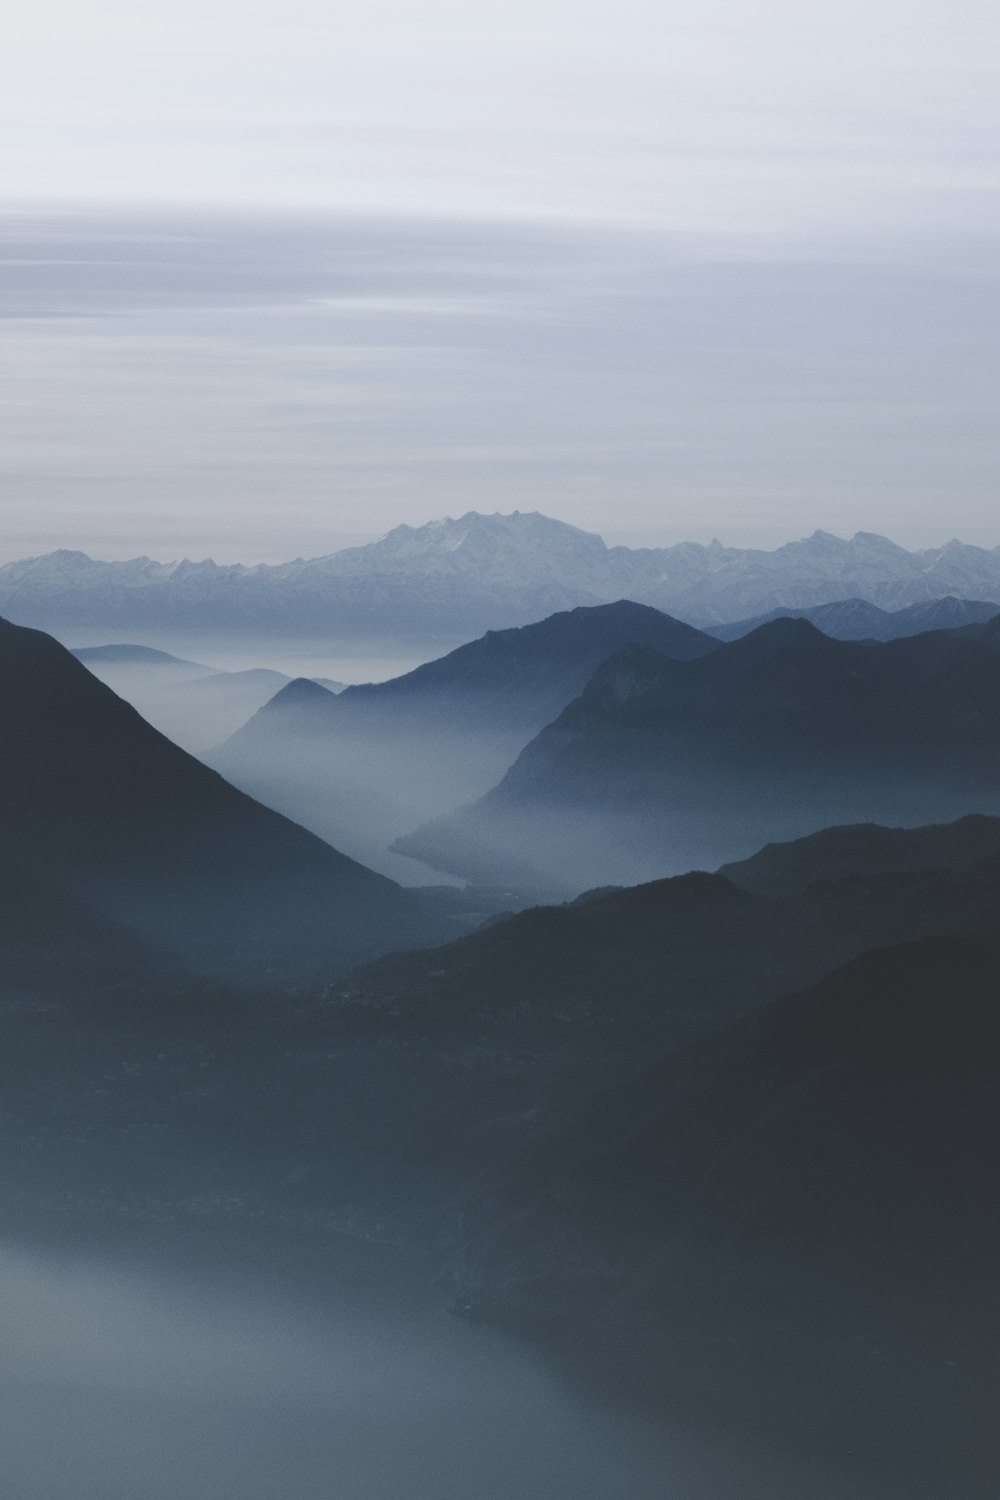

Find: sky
<box><xmin>2</xmin><ymin>0</ymin><xmax>998</xmax><ymax>560</ymax></box>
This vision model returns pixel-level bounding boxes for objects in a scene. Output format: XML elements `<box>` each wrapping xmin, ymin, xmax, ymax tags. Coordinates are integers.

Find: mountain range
<box><xmin>4</xmin><ymin>512</ymin><xmax>1000</xmax><ymax>638</ymax></box>
<box><xmin>708</xmin><ymin>594</ymin><xmax>1000</xmax><ymax>642</ymax></box>
<box><xmin>208</xmin><ymin>601</ymin><xmax>716</xmax><ymax>880</ymax></box>
<box><xmin>2</xmin><ymin>638</ymin><xmax>998</xmax><ymax>1495</ymax></box>
<box><xmin>0</xmin><ymin>617</ymin><xmax>454</xmax><ymax>982</ymax></box>
<box><xmin>396</xmin><ymin>616</ymin><xmax>1000</xmax><ymax>889</ymax></box>
<box><xmin>72</xmin><ymin>643</ymin><xmax>343</xmax><ymax>752</ymax></box>
<box><xmin>335</xmin><ymin>815</ymin><xmax>1000</xmax><ymax>1481</ymax></box>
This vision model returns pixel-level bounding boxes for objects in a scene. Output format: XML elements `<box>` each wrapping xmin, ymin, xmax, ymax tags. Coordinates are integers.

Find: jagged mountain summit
<box><xmin>208</xmin><ymin>601</ymin><xmax>717</xmax><ymax>881</ymax></box>
<box><xmin>3</xmin><ymin>513</ymin><xmax>1000</xmax><ymax>637</ymax></box>
<box><xmin>0</xmin><ymin>617</ymin><xmax>452</xmax><ymax>982</ymax></box>
<box><xmin>396</xmin><ymin>617</ymin><xmax>1000</xmax><ymax>890</ymax></box>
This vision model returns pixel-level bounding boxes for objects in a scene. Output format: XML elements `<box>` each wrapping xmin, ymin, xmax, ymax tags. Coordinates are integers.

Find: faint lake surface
<box><xmin>0</xmin><ymin>1240</ymin><xmax>912</xmax><ymax>1500</ymax></box>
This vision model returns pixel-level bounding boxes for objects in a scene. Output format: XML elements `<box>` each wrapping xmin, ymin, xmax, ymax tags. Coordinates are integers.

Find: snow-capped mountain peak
<box><xmin>1</xmin><ymin>512</ymin><xmax>998</xmax><ymax>636</ymax></box>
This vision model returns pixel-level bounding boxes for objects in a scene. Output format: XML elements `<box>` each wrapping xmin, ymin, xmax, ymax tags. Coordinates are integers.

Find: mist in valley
<box><xmin>3</xmin><ymin>594</ymin><xmax>999</xmax><ymax>1499</ymax></box>
<box><xmin>0</xmin><ymin>1240</ymin><xmax>916</xmax><ymax>1500</ymax></box>
<box><xmin>56</xmin><ymin>633</ymin><xmax>445</xmax><ymax>758</ymax></box>
<box><xmin>5</xmin><ymin>5</ymin><xmax>1000</xmax><ymax>1482</ymax></box>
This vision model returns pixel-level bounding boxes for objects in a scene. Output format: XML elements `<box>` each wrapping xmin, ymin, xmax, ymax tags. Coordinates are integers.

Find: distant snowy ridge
<box><xmin>3</xmin><ymin>512</ymin><xmax>1000</xmax><ymax>635</ymax></box>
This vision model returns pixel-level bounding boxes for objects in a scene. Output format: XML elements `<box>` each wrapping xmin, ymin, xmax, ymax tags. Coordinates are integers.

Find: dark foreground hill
<box><xmin>720</xmin><ymin>812</ymin><xmax>1000</xmax><ymax>897</ymax></box>
<box><xmin>7</xmin><ymin>811</ymin><xmax>1000</xmax><ymax>1254</ymax></box>
<box><xmin>0</xmin><ymin>618</ymin><xmax>452</xmax><ymax>982</ymax></box>
<box><xmin>1</xmin><ymin>809</ymin><xmax>999</xmax><ymax>1493</ymax></box>
<box><xmin>210</xmin><ymin>601</ymin><xmax>717</xmax><ymax>879</ymax></box>
<box><xmin>397</xmin><ymin>618</ymin><xmax>1000</xmax><ymax>891</ymax></box>
<box><xmin>456</xmin><ymin>936</ymin><xmax>1000</xmax><ymax>1493</ymax></box>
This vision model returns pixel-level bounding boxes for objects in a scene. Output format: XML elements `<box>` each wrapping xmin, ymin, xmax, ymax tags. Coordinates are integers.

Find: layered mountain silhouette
<box><xmin>348</xmin><ymin>816</ymin><xmax>1000</xmax><ymax>1063</ymax></box>
<box><xmin>72</xmin><ymin>643</ymin><xmax>343</xmax><ymax>752</ymax></box>
<box><xmin>3</xmin><ymin>755</ymin><xmax>999</xmax><ymax>1488</ymax></box>
<box><xmin>14</xmin><ymin>804</ymin><xmax>993</xmax><ymax>1283</ymax></box>
<box><xmin>396</xmin><ymin>618</ymin><xmax>1000</xmax><ymax>890</ymax></box>
<box><xmin>209</xmin><ymin>601</ymin><xmax>717</xmax><ymax>880</ymax></box>
<box><xmin>708</xmin><ymin>594</ymin><xmax>1000</xmax><ymax>642</ymax></box>
<box><xmin>4</xmin><ymin>513</ymin><xmax>1000</xmax><ymax>637</ymax></box>
<box><xmin>0</xmin><ymin>617</ymin><xmax>452</xmax><ymax>982</ymax></box>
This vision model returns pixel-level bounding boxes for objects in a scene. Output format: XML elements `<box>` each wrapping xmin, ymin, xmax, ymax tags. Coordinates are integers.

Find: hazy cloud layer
<box><xmin>4</xmin><ymin>1</ymin><xmax>999</xmax><ymax>238</ymax></box>
<box><xmin>2</xmin><ymin>2</ymin><xmax>997</xmax><ymax>559</ymax></box>
<box><xmin>0</xmin><ymin>1243</ymin><xmax>895</xmax><ymax>1499</ymax></box>
<box><xmin>2</xmin><ymin>208</ymin><xmax>998</xmax><ymax>560</ymax></box>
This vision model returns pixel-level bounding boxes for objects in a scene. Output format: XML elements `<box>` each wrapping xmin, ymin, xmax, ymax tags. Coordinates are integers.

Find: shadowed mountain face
<box><xmin>1</xmin><ymin>792</ymin><xmax>998</xmax><ymax>1493</ymax></box>
<box><xmin>0</xmin><ymin>618</ymin><xmax>453</xmax><ymax>982</ymax></box>
<box><xmin>720</xmin><ymin>813</ymin><xmax>1000</xmax><ymax>897</ymax></box>
<box><xmin>396</xmin><ymin>618</ymin><xmax>1000</xmax><ymax>892</ymax></box>
<box><xmin>6</xmin><ymin>806</ymin><xmax>1000</xmax><ymax>1255</ymax></box>
<box><xmin>209</xmin><ymin>602</ymin><xmax>717</xmax><ymax>881</ymax></box>
<box><xmin>707</xmin><ymin>595</ymin><xmax>1000</xmax><ymax>642</ymax></box>
<box><xmin>456</xmin><ymin>935</ymin><xmax>1000</xmax><ymax>1492</ymax></box>
<box><xmin>343</xmin><ymin>829</ymin><xmax>1000</xmax><ymax>1070</ymax></box>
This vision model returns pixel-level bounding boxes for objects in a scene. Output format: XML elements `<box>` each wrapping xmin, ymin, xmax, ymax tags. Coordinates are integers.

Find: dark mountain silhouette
<box><xmin>209</xmin><ymin>602</ymin><xmax>717</xmax><ymax>880</ymax></box>
<box><xmin>0</xmin><ymin>617</ymin><xmax>453</xmax><ymax>981</ymax></box>
<box><xmin>720</xmin><ymin>812</ymin><xmax>1000</xmax><ymax>897</ymax></box>
<box><xmin>396</xmin><ymin>618</ymin><xmax>1000</xmax><ymax>891</ymax></box>
<box><xmin>456</xmin><ymin>935</ymin><xmax>1000</xmax><ymax>1491</ymax></box>
<box><xmin>959</xmin><ymin>610</ymin><xmax>1000</xmax><ymax>649</ymax></box>
<box><xmin>3</xmin><ymin>777</ymin><xmax>999</xmax><ymax>1489</ymax></box>
<box><xmin>9</xmin><ymin>802</ymin><xmax>1000</xmax><ymax>1270</ymax></box>
<box><xmin>320</xmin><ymin>599</ymin><xmax>717</xmax><ymax>727</ymax></box>
<box><xmin>345</xmin><ymin>836</ymin><xmax>1000</xmax><ymax>1067</ymax></box>
<box><xmin>0</xmin><ymin>849</ymin><xmax>178</xmax><ymax>993</ymax></box>
<box><xmin>708</xmin><ymin>594</ymin><xmax>999</xmax><ymax>642</ymax></box>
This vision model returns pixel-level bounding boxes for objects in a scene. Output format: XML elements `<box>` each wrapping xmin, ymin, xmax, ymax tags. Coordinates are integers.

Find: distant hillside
<box><xmin>73</xmin><ymin>643</ymin><xmax>212</xmax><ymax>670</ymax></box>
<box><xmin>396</xmin><ymin>618</ymin><xmax>1000</xmax><ymax>890</ymax></box>
<box><xmin>209</xmin><ymin>602</ymin><xmax>717</xmax><ymax>880</ymax></box>
<box><xmin>708</xmin><ymin>594</ymin><xmax>1000</xmax><ymax>642</ymax></box>
<box><xmin>70</xmin><ymin>642</ymin><xmax>344</xmax><ymax>753</ymax></box>
<box><xmin>0</xmin><ymin>617</ymin><xmax>452</xmax><ymax>983</ymax></box>
<box><xmin>3</xmin><ymin>512</ymin><xmax>1000</xmax><ymax>636</ymax></box>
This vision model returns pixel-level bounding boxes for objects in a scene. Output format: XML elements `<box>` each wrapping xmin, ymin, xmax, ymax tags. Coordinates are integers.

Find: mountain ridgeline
<box><xmin>396</xmin><ymin>616</ymin><xmax>1000</xmax><ymax>891</ymax></box>
<box><xmin>3</xmin><ymin>578</ymin><xmax>1000</xmax><ymax>1491</ymax></box>
<box><xmin>70</xmin><ymin>643</ymin><xmax>344</xmax><ymax>753</ymax></box>
<box><xmin>6</xmin><ymin>529</ymin><xmax>1000</xmax><ymax>1500</ymax></box>
<box><xmin>0</xmin><ymin>617</ymin><xmax>454</xmax><ymax>982</ymax></box>
<box><xmin>707</xmin><ymin>594</ymin><xmax>1000</xmax><ymax>642</ymax></box>
<box><xmin>335</xmin><ymin>814</ymin><xmax>1000</xmax><ymax>1483</ymax></box>
<box><xmin>208</xmin><ymin>601</ymin><xmax>718</xmax><ymax>880</ymax></box>
<box><xmin>5</xmin><ymin>512</ymin><xmax>1000</xmax><ymax>639</ymax></box>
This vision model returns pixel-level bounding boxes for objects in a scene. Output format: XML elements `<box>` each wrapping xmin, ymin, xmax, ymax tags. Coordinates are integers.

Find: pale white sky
<box><xmin>2</xmin><ymin>1</ymin><xmax>998</xmax><ymax>558</ymax></box>
<box><xmin>5</xmin><ymin>0</ymin><xmax>999</xmax><ymax>238</ymax></box>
